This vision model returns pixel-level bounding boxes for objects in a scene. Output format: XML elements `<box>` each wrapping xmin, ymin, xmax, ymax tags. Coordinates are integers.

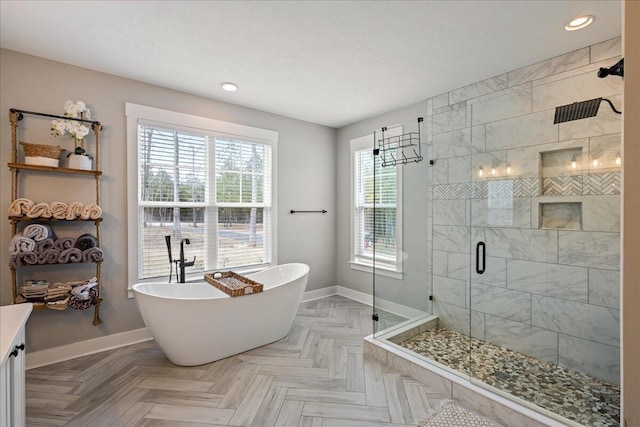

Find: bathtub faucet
<box><xmin>178</xmin><ymin>238</ymin><xmax>196</xmax><ymax>283</ymax></box>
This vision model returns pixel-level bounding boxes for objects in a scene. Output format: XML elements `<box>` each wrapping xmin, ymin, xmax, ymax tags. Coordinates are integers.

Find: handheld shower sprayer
<box><xmin>165</xmin><ymin>235</ymin><xmax>173</xmax><ymax>263</ymax></box>
<box><xmin>165</xmin><ymin>235</ymin><xmax>179</xmax><ymax>283</ymax></box>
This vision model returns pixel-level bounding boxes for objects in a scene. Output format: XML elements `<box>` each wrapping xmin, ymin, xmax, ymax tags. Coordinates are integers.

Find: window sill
<box><xmin>349</xmin><ymin>260</ymin><xmax>403</xmax><ymax>280</ymax></box>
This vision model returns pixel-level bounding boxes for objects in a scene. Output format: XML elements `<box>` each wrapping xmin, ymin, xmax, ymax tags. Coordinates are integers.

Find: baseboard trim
<box><xmin>336</xmin><ymin>285</ymin><xmax>373</xmax><ymax>306</ymax></box>
<box><xmin>26</xmin><ymin>327</ymin><xmax>153</xmax><ymax>370</ymax></box>
<box><xmin>302</xmin><ymin>286</ymin><xmax>337</xmax><ymax>302</ymax></box>
<box><xmin>336</xmin><ymin>285</ymin><xmax>425</xmax><ymax>319</ymax></box>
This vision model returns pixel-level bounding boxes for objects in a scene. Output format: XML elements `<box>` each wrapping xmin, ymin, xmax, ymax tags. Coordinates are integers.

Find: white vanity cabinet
<box><xmin>1</xmin><ymin>303</ymin><xmax>32</xmax><ymax>427</ymax></box>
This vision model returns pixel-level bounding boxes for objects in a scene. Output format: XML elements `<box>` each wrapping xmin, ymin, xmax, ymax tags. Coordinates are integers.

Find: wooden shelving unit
<box><xmin>7</xmin><ymin>108</ymin><xmax>104</xmax><ymax>325</ymax></box>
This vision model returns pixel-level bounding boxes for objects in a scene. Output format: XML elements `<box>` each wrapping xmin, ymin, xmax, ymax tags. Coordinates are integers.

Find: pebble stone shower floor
<box><xmin>399</xmin><ymin>327</ymin><xmax>620</xmax><ymax>427</ymax></box>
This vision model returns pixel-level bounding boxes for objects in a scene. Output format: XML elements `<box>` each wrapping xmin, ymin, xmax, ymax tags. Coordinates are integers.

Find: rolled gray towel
<box><xmin>82</xmin><ymin>247</ymin><xmax>103</xmax><ymax>263</ymax></box>
<box><xmin>36</xmin><ymin>238</ymin><xmax>55</xmax><ymax>252</ymax></box>
<box><xmin>9</xmin><ymin>254</ymin><xmax>18</xmax><ymax>269</ymax></box>
<box><xmin>58</xmin><ymin>247</ymin><xmax>83</xmax><ymax>263</ymax></box>
<box><xmin>38</xmin><ymin>249</ymin><xmax>61</xmax><ymax>264</ymax></box>
<box><xmin>23</xmin><ymin>224</ymin><xmax>56</xmax><ymax>241</ymax></box>
<box><xmin>74</xmin><ymin>234</ymin><xmax>98</xmax><ymax>251</ymax></box>
<box><xmin>19</xmin><ymin>252</ymin><xmax>38</xmax><ymax>265</ymax></box>
<box><xmin>54</xmin><ymin>237</ymin><xmax>76</xmax><ymax>250</ymax></box>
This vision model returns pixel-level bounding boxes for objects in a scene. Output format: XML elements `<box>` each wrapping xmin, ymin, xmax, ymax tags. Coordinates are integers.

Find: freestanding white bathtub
<box><xmin>132</xmin><ymin>263</ymin><xmax>309</xmax><ymax>366</ymax></box>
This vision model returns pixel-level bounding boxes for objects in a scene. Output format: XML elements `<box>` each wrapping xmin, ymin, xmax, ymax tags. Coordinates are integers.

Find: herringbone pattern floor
<box><xmin>25</xmin><ymin>296</ymin><xmax>455</xmax><ymax>426</ymax></box>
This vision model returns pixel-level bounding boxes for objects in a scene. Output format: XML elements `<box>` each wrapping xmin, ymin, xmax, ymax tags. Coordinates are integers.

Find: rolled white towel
<box><xmin>80</xmin><ymin>204</ymin><xmax>102</xmax><ymax>220</ymax></box>
<box><xmin>26</xmin><ymin>202</ymin><xmax>52</xmax><ymax>219</ymax></box>
<box><xmin>9</xmin><ymin>232</ymin><xmax>36</xmax><ymax>255</ymax></box>
<box><xmin>8</xmin><ymin>198</ymin><xmax>34</xmax><ymax>217</ymax></box>
<box><xmin>51</xmin><ymin>202</ymin><xmax>69</xmax><ymax>220</ymax></box>
<box><xmin>66</xmin><ymin>202</ymin><xmax>84</xmax><ymax>220</ymax></box>
<box><xmin>23</xmin><ymin>224</ymin><xmax>55</xmax><ymax>241</ymax></box>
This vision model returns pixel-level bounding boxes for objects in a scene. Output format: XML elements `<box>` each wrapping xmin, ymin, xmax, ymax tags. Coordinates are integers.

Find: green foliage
<box><xmin>144</xmin><ymin>169</ymin><xmax>174</xmax><ymax>202</ymax></box>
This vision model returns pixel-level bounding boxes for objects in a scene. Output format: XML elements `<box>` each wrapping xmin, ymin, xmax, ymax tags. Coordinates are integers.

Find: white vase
<box><xmin>67</xmin><ymin>154</ymin><xmax>92</xmax><ymax>170</ymax></box>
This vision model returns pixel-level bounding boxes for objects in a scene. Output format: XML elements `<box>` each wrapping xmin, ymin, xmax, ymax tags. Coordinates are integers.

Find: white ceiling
<box><xmin>0</xmin><ymin>1</ymin><xmax>621</xmax><ymax>128</ymax></box>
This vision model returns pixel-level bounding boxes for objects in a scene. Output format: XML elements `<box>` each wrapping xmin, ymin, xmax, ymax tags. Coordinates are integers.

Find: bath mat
<box><xmin>415</xmin><ymin>400</ymin><xmax>501</xmax><ymax>427</ymax></box>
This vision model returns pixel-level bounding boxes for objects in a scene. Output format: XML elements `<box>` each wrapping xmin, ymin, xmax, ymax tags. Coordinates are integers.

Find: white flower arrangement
<box><xmin>51</xmin><ymin>100</ymin><xmax>92</xmax><ymax>154</ymax></box>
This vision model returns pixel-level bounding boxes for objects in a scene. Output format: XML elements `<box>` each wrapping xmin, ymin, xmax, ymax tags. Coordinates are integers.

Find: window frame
<box><xmin>349</xmin><ymin>128</ymin><xmax>403</xmax><ymax>279</ymax></box>
<box><xmin>126</xmin><ymin>103</ymin><xmax>278</xmax><ymax>295</ymax></box>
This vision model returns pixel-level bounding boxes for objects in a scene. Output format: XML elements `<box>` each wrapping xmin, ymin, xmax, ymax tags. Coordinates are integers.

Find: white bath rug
<box><xmin>415</xmin><ymin>400</ymin><xmax>502</xmax><ymax>427</ymax></box>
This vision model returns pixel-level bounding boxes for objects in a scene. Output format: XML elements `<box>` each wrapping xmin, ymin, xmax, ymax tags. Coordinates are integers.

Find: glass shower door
<box><xmin>468</xmin><ymin>96</ymin><xmax>621</xmax><ymax>426</ymax></box>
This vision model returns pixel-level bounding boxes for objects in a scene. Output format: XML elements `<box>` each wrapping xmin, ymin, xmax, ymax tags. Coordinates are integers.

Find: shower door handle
<box><xmin>476</xmin><ymin>241</ymin><xmax>486</xmax><ymax>274</ymax></box>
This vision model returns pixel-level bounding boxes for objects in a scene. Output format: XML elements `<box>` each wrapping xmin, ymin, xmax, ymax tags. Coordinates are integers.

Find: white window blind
<box><xmin>351</xmin><ymin>129</ymin><xmax>402</xmax><ymax>273</ymax></box>
<box><xmin>214</xmin><ymin>138</ymin><xmax>272</xmax><ymax>269</ymax></box>
<box><xmin>137</xmin><ymin>124</ymin><xmax>272</xmax><ymax>280</ymax></box>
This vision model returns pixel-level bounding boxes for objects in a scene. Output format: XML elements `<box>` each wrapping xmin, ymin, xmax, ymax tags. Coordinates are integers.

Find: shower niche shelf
<box><xmin>375</xmin><ymin>117</ymin><xmax>423</xmax><ymax>167</ymax></box>
<box><xmin>538</xmin><ymin>200</ymin><xmax>582</xmax><ymax>230</ymax></box>
<box><xmin>540</xmin><ymin>148</ymin><xmax>583</xmax><ymax>196</ymax></box>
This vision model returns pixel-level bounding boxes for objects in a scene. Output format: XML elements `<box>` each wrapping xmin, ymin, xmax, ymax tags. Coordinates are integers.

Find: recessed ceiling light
<box><xmin>565</xmin><ymin>15</ymin><xmax>595</xmax><ymax>31</ymax></box>
<box><xmin>221</xmin><ymin>82</ymin><xmax>238</xmax><ymax>92</ymax></box>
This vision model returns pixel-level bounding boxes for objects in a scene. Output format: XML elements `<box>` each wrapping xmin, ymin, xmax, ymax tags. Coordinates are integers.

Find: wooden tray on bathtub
<box><xmin>204</xmin><ymin>272</ymin><xmax>263</xmax><ymax>297</ymax></box>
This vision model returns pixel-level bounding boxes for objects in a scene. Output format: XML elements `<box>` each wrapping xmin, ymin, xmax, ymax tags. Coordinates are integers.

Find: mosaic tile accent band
<box><xmin>584</xmin><ymin>172</ymin><xmax>621</xmax><ymax>195</ymax></box>
<box><xmin>542</xmin><ymin>176</ymin><xmax>583</xmax><ymax>196</ymax></box>
<box><xmin>433</xmin><ymin>173</ymin><xmax>619</xmax><ymax>199</ymax></box>
<box><xmin>433</xmin><ymin>182</ymin><xmax>471</xmax><ymax>199</ymax></box>
<box><xmin>511</xmin><ymin>178</ymin><xmax>539</xmax><ymax>198</ymax></box>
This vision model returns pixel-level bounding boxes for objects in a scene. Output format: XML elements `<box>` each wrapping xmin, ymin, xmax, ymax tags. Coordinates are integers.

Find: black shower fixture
<box><xmin>553</xmin><ymin>97</ymin><xmax>622</xmax><ymax>124</ymax></box>
<box><xmin>598</xmin><ymin>58</ymin><xmax>624</xmax><ymax>78</ymax></box>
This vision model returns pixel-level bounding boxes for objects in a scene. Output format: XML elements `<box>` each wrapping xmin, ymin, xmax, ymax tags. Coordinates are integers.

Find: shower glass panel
<box><xmin>372</xmin><ymin>118</ymin><xmax>432</xmax><ymax>337</ymax></box>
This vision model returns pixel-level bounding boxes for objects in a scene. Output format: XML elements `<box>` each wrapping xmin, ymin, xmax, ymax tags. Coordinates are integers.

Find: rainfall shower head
<box><xmin>553</xmin><ymin>97</ymin><xmax>622</xmax><ymax>124</ymax></box>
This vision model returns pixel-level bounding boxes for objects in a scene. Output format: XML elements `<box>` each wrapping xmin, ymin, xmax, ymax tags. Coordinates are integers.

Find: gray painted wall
<box><xmin>0</xmin><ymin>48</ymin><xmax>337</xmax><ymax>352</ymax></box>
<box><xmin>336</xmin><ymin>101</ymin><xmax>429</xmax><ymax>304</ymax></box>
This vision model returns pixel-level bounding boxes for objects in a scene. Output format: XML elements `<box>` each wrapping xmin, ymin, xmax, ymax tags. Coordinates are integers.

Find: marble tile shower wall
<box><xmin>426</xmin><ymin>38</ymin><xmax>622</xmax><ymax>385</ymax></box>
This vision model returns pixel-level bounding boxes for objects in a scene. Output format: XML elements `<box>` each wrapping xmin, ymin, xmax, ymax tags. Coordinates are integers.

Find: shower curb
<box><xmin>364</xmin><ymin>327</ymin><xmax>582</xmax><ymax>427</ymax></box>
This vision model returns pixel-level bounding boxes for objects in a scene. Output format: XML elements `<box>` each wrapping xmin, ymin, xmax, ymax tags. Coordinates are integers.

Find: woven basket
<box><xmin>204</xmin><ymin>271</ymin><xmax>263</xmax><ymax>297</ymax></box>
<box><xmin>20</xmin><ymin>141</ymin><xmax>63</xmax><ymax>159</ymax></box>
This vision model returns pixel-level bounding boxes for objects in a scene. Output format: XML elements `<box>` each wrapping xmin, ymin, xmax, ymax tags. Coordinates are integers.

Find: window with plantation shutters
<box><xmin>126</xmin><ymin>104</ymin><xmax>277</xmax><ymax>284</ymax></box>
<box><xmin>350</xmin><ymin>129</ymin><xmax>402</xmax><ymax>275</ymax></box>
